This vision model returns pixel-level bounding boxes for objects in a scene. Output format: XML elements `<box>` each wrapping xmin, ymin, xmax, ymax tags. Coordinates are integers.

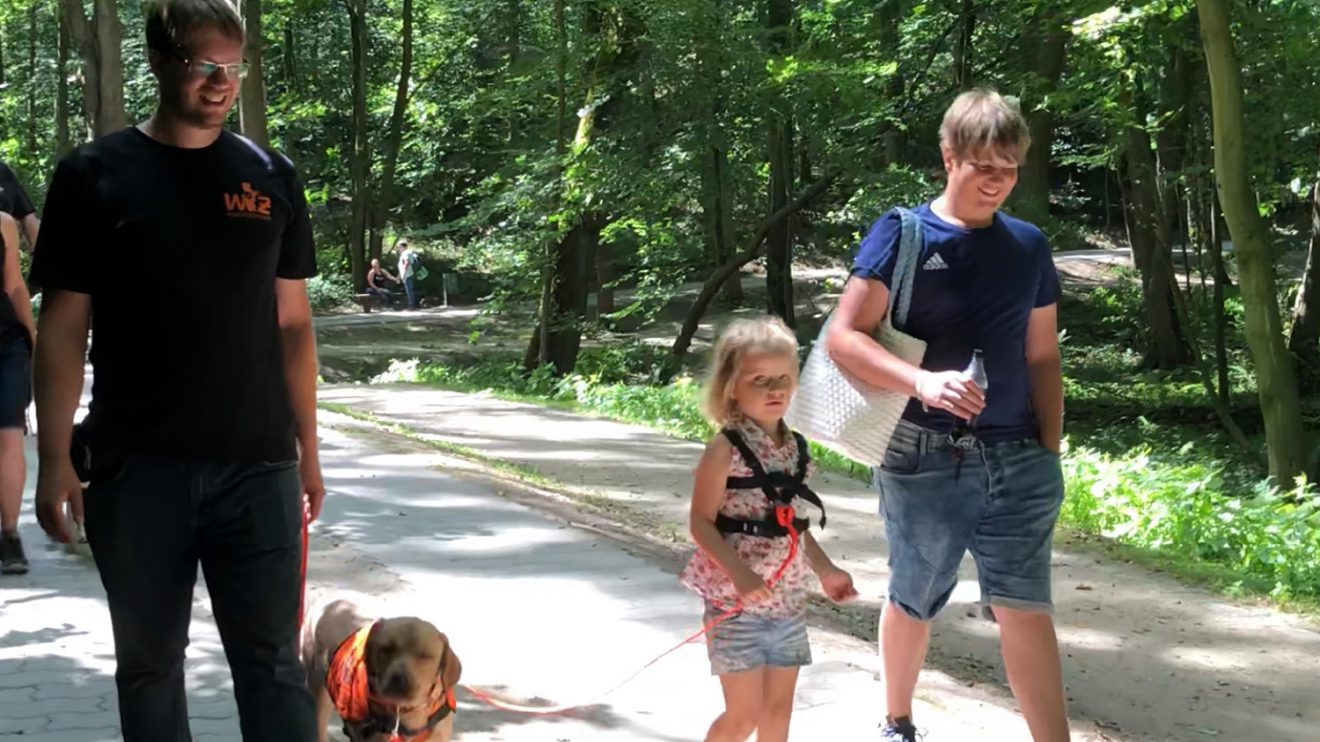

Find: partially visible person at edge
<box><xmin>0</xmin><ymin>158</ymin><xmax>41</xmax><ymax>252</ymax></box>
<box><xmin>366</xmin><ymin>257</ymin><xmax>398</xmax><ymax>308</ymax></box>
<box><xmin>681</xmin><ymin>316</ymin><xmax>857</xmax><ymax>742</ymax></box>
<box><xmin>0</xmin><ymin>212</ymin><xmax>36</xmax><ymax>576</ymax></box>
<box><xmin>826</xmin><ymin>88</ymin><xmax>1067</xmax><ymax>742</ymax></box>
<box><xmin>396</xmin><ymin>238</ymin><xmax>420</xmax><ymax>309</ymax></box>
<box><xmin>30</xmin><ymin>1</ymin><xmax>321</xmax><ymax>739</ymax></box>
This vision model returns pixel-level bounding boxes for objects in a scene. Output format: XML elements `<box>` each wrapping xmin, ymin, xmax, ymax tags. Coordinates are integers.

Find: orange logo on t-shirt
<box><xmin>224</xmin><ymin>182</ymin><xmax>273</xmax><ymax>220</ymax></box>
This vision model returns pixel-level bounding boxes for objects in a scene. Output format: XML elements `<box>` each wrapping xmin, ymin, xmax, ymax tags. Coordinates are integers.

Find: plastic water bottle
<box><xmin>964</xmin><ymin>349</ymin><xmax>988</xmax><ymax>428</ymax></box>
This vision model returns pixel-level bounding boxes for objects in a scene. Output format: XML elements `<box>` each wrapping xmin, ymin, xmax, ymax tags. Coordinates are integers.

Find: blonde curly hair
<box><xmin>703</xmin><ymin>316</ymin><xmax>799</xmax><ymax>426</ymax></box>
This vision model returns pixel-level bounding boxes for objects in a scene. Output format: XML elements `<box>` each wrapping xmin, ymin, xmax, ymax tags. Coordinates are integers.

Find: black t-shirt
<box><xmin>0</xmin><ymin>161</ymin><xmax>35</xmax><ymax>221</ymax></box>
<box><xmin>31</xmin><ymin>127</ymin><xmax>317</xmax><ymax>463</ymax></box>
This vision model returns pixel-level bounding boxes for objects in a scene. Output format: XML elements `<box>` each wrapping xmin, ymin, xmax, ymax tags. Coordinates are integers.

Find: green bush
<box><xmin>306</xmin><ymin>274</ymin><xmax>355</xmax><ymax>313</ymax></box>
<box><xmin>1062</xmin><ymin>446</ymin><xmax>1320</xmax><ymax>600</ymax></box>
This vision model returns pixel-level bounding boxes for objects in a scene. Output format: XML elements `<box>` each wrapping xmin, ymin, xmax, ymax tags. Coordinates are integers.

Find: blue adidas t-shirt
<box><xmin>851</xmin><ymin>203</ymin><xmax>1060</xmax><ymax>440</ymax></box>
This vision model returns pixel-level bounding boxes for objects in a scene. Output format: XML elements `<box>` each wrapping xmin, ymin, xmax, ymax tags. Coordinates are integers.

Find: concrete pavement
<box><xmin>0</xmin><ymin>413</ymin><xmax>1041</xmax><ymax>740</ymax></box>
<box><xmin>320</xmin><ymin>384</ymin><xmax>1320</xmax><ymax>742</ymax></box>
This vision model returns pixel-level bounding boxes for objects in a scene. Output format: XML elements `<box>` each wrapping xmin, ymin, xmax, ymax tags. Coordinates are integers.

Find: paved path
<box><xmin>0</xmin><ymin>415</ymin><xmax>1039</xmax><ymax>741</ymax></box>
<box><xmin>321</xmin><ymin>384</ymin><xmax>1320</xmax><ymax>742</ymax></box>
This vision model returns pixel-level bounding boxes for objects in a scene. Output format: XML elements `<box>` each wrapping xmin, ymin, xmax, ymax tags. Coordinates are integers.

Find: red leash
<box><xmin>460</xmin><ymin>506</ymin><xmax>802</xmax><ymax>716</ymax></box>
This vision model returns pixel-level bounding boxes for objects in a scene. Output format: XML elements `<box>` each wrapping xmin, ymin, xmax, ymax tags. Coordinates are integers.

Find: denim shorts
<box><xmin>874</xmin><ymin>420</ymin><xmax>1065</xmax><ymax>621</ymax></box>
<box><xmin>703</xmin><ymin>602</ymin><xmax>812</xmax><ymax>676</ymax></box>
<box><xmin>0</xmin><ymin>335</ymin><xmax>31</xmax><ymax>430</ymax></box>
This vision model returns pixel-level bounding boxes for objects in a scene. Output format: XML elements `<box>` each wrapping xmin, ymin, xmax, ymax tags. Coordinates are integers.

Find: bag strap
<box><xmin>885</xmin><ymin>207</ymin><xmax>924</xmax><ymax>331</ymax></box>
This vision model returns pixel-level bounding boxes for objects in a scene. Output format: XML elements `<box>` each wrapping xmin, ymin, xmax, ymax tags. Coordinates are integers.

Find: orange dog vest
<box><xmin>326</xmin><ymin>623</ymin><xmax>457</xmax><ymax>742</ymax></box>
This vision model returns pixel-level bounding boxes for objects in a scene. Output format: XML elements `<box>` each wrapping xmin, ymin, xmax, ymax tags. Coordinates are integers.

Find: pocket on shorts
<box><xmin>879</xmin><ymin>445</ymin><xmax>921</xmax><ymax>475</ymax></box>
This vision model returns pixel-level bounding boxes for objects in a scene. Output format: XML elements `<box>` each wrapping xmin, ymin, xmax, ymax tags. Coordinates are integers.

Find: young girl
<box><xmin>681</xmin><ymin>316</ymin><xmax>857</xmax><ymax>742</ymax></box>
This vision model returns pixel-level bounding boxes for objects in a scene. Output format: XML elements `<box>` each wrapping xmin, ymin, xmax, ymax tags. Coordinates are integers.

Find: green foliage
<box><xmin>305</xmin><ymin>274</ymin><xmax>355</xmax><ymax>313</ymax></box>
<box><xmin>1062</xmin><ymin>447</ymin><xmax>1320</xmax><ymax>600</ymax></box>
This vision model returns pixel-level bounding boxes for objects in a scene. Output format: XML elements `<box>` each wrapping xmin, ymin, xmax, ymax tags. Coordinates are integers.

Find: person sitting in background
<box><xmin>366</xmin><ymin>258</ymin><xmax>398</xmax><ymax>308</ymax></box>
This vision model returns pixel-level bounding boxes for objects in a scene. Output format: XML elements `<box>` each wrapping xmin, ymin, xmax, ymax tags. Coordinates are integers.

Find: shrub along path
<box><xmin>322</xmin><ymin>383</ymin><xmax>1319</xmax><ymax>742</ymax></box>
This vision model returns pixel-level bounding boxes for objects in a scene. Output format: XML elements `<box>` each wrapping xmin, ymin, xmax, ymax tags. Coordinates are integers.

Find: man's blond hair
<box><xmin>939</xmin><ymin>88</ymin><xmax>1031</xmax><ymax>163</ymax></box>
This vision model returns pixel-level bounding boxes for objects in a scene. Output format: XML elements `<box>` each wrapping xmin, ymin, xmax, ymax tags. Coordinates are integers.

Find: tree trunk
<box><xmin>239</xmin><ymin>0</ymin><xmax>270</xmax><ymax>147</ymax></box>
<box><xmin>695</xmin><ymin>0</ymin><xmax>743</xmax><ymax>304</ymax></box>
<box><xmin>57</xmin><ymin>6</ymin><xmax>72</xmax><ymax>153</ymax></box>
<box><xmin>952</xmin><ymin>0</ymin><xmax>976</xmax><ymax>89</ymax></box>
<box><xmin>1122</xmin><ymin>88</ymin><xmax>1192</xmax><ymax>369</ymax></box>
<box><xmin>26</xmin><ymin>4</ymin><xmax>39</xmax><ymax>155</ymax></box>
<box><xmin>667</xmin><ymin>176</ymin><xmax>834</xmax><ymax>378</ymax></box>
<box><xmin>544</xmin><ymin>218</ymin><xmax>597</xmax><ymax>375</ymax></box>
<box><xmin>1210</xmin><ymin>198</ymin><xmax>1231</xmax><ymax>407</ymax></box>
<box><xmin>283</xmin><ymin>24</ymin><xmax>298</xmax><ymax>89</ymax></box>
<box><xmin>1197</xmin><ymin>0</ymin><xmax>1308</xmax><ymax>484</ymax></box>
<box><xmin>765</xmin><ymin>0</ymin><xmax>796</xmax><ymax>327</ymax></box>
<box><xmin>529</xmin><ymin>0</ymin><xmax>569</xmax><ymax>370</ymax></box>
<box><xmin>345</xmin><ymin>0</ymin><xmax>369</xmax><ymax>292</ymax></box>
<box><xmin>541</xmin><ymin>1</ymin><xmax>622</xmax><ymax>374</ymax></box>
<box><xmin>874</xmin><ymin>1</ymin><xmax>906</xmax><ymax>165</ymax></box>
<box><xmin>91</xmin><ymin>0</ymin><xmax>125</xmax><ymax>136</ymax></box>
<box><xmin>60</xmin><ymin>0</ymin><xmax>91</xmax><ymax>138</ymax></box>
<box><xmin>595</xmin><ymin>238</ymin><xmax>615</xmax><ymax>317</ymax></box>
<box><xmin>1288</xmin><ymin>178</ymin><xmax>1319</xmax><ymax>391</ymax></box>
<box><xmin>1155</xmin><ymin>44</ymin><xmax>1192</xmax><ymax>277</ymax></box>
<box><xmin>368</xmin><ymin>0</ymin><xmax>414</xmax><ymax>263</ymax></box>
<box><xmin>1016</xmin><ymin>10</ymin><xmax>1067</xmax><ymax>223</ymax></box>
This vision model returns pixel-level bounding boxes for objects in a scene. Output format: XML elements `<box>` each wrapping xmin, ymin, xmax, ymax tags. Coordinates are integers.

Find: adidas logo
<box><xmin>922</xmin><ymin>253</ymin><xmax>950</xmax><ymax>271</ymax></box>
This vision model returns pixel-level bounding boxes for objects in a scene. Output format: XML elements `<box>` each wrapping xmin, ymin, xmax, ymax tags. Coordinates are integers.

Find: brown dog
<box><xmin>302</xmin><ymin>597</ymin><xmax>462</xmax><ymax>742</ymax></box>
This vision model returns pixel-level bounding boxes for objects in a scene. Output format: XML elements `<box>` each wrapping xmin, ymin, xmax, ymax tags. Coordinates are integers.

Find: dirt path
<box><xmin>321</xmin><ymin>384</ymin><xmax>1319</xmax><ymax>742</ymax></box>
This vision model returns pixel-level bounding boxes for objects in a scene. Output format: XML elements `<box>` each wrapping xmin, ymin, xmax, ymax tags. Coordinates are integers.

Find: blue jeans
<box><xmin>874</xmin><ymin>420</ymin><xmax>1065</xmax><ymax>621</ymax></box>
<box><xmin>402</xmin><ymin>276</ymin><xmax>417</xmax><ymax>309</ymax></box>
<box><xmin>83</xmin><ymin>455</ymin><xmax>316</xmax><ymax>741</ymax></box>
<box><xmin>703</xmin><ymin>601</ymin><xmax>812</xmax><ymax>676</ymax></box>
<box><xmin>366</xmin><ymin>286</ymin><xmax>394</xmax><ymax>307</ymax></box>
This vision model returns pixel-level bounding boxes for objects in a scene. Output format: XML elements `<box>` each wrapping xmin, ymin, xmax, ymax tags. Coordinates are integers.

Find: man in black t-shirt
<box><xmin>0</xmin><ymin>159</ymin><xmax>40</xmax><ymax>251</ymax></box>
<box><xmin>30</xmin><ymin>2</ymin><xmax>319</xmax><ymax>739</ymax></box>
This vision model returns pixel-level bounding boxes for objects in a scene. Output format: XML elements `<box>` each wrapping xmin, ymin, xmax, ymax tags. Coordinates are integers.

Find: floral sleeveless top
<box><xmin>680</xmin><ymin>414</ymin><xmax>816</xmax><ymax>619</ymax></box>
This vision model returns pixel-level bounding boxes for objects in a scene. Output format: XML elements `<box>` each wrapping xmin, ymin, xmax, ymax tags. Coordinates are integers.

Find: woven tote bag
<box><xmin>785</xmin><ymin>207</ymin><xmax>927</xmax><ymax>466</ymax></box>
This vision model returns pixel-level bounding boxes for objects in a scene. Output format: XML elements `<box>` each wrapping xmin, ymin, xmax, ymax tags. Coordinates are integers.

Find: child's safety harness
<box><xmin>326</xmin><ymin>622</ymin><xmax>457</xmax><ymax>742</ymax></box>
<box><xmin>714</xmin><ymin>428</ymin><xmax>826</xmax><ymax>538</ymax></box>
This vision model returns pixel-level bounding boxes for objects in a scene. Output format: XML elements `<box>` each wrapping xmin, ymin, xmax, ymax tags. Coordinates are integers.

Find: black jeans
<box><xmin>83</xmin><ymin>455</ymin><xmax>316</xmax><ymax>741</ymax></box>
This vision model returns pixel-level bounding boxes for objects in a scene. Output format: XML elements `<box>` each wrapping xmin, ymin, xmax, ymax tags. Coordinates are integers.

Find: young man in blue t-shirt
<box><xmin>827</xmin><ymin>89</ymin><xmax>1067</xmax><ymax>741</ymax></box>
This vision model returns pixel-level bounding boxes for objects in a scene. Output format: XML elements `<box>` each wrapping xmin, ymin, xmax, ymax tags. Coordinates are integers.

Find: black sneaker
<box><xmin>1</xmin><ymin>530</ymin><xmax>29</xmax><ymax>575</ymax></box>
<box><xmin>881</xmin><ymin>716</ymin><xmax>922</xmax><ymax>742</ymax></box>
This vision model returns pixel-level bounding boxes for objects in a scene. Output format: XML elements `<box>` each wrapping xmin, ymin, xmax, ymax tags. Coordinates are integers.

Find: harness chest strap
<box><xmin>326</xmin><ymin>623</ymin><xmax>457</xmax><ymax>742</ymax></box>
<box><xmin>715</xmin><ymin>428</ymin><xmax>826</xmax><ymax>538</ymax></box>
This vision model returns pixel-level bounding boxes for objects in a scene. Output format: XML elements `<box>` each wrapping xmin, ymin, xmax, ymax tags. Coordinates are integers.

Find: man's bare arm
<box><xmin>1025</xmin><ymin>304</ymin><xmax>1064</xmax><ymax>453</ymax></box>
<box><xmin>276</xmin><ymin>278</ymin><xmax>319</xmax><ymax>459</ymax></box>
<box><xmin>34</xmin><ymin>291</ymin><xmax>89</xmax><ymax>460</ymax></box>
<box><xmin>21</xmin><ymin>214</ymin><xmax>39</xmax><ymax>253</ymax></box>
<box><xmin>1</xmin><ymin>216</ymin><xmax>35</xmax><ymax>342</ymax></box>
<box><xmin>826</xmin><ymin>276</ymin><xmax>985</xmax><ymax>420</ymax></box>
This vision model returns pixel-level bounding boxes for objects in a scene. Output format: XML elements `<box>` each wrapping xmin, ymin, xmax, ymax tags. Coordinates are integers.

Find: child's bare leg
<box><xmin>705</xmin><ymin>669</ymin><xmax>764</xmax><ymax>742</ymax></box>
<box><xmin>754</xmin><ymin>666</ymin><xmax>799</xmax><ymax>742</ymax></box>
